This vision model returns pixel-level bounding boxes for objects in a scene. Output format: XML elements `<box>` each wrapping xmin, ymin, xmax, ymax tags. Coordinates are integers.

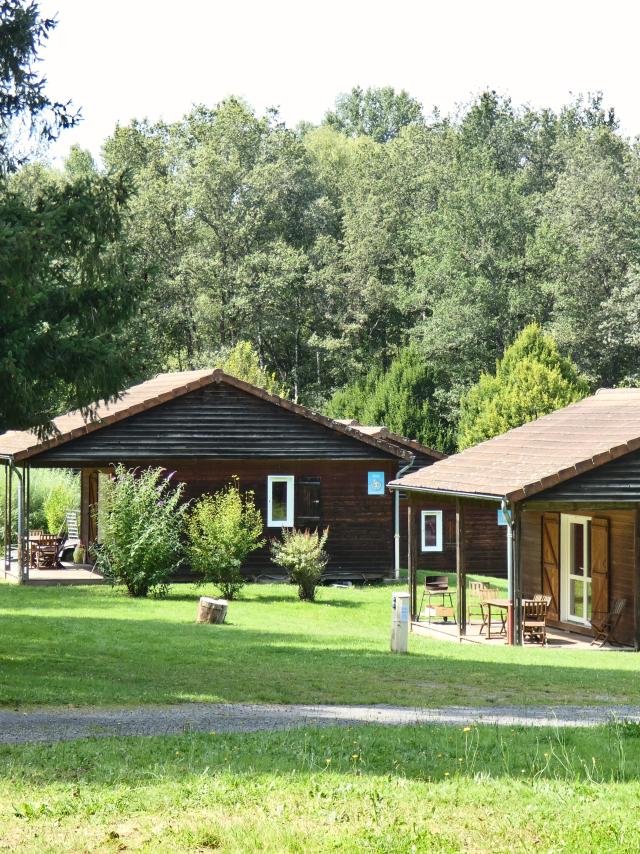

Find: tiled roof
<box><xmin>389</xmin><ymin>389</ymin><xmax>640</xmax><ymax>502</ymax></box>
<box><xmin>0</xmin><ymin>370</ymin><xmax>412</xmax><ymax>463</ymax></box>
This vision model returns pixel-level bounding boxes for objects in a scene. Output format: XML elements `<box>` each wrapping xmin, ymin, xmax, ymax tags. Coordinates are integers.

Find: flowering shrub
<box><xmin>271</xmin><ymin>528</ymin><xmax>329</xmax><ymax>601</ymax></box>
<box><xmin>96</xmin><ymin>466</ymin><xmax>186</xmax><ymax>597</ymax></box>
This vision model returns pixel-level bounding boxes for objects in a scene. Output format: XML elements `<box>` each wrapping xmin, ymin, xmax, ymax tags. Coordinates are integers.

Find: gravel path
<box><xmin>2</xmin><ymin>702</ymin><xmax>640</xmax><ymax>744</ymax></box>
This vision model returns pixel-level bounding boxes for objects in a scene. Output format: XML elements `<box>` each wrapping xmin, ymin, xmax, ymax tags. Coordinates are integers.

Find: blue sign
<box><xmin>497</xmin><ymin>509</ymin><xmax>508</xmax><ymax>526</ymax></box>
<box><xmin>368</xmin><ymin>471</ymin><xmax>385</xmax><ymax>495</ymax></box>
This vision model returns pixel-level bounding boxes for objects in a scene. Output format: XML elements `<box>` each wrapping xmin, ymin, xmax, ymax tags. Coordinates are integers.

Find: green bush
<box><xmin>96</xmin><ymin>466</ymin><xmax>186</xmax><ymax>597</ymax></box>
<box><xmin>187</xmin><ymin>479</ymin><xmax>264</xmax><ymax>600</ymax></box>
<box><xmin>271</xmin><ymin>528</ymin><xmax>329</xmax><ymax>601</ymax></box>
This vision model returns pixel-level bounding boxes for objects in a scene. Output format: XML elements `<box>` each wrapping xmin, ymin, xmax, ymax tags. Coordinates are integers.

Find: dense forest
<box><xmin>3</xmin><ymin>5</ymin><xmax>640</xmax><ymax>451</ymax></box>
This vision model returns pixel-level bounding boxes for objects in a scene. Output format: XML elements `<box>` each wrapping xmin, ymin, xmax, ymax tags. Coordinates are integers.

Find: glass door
<box><xmin>560</xmin><ymin>514</ymin><xmax>592</xmax><ymax>626</ymax></box>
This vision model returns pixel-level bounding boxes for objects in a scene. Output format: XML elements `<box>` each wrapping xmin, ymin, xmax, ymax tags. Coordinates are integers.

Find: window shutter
<box><xmin>541</xmin><ymin>512</ymin><xmax>560</xmax><ymax>621</ymax></box>
<box><xmin>295</xmin><ymin>477</ymin><xmax>321</xmax><ymax>528</ymax></box>
<box><xmin>590</xmin><ymin>517</ymin><xmax>609</xmax><ymax>620</ymax></box>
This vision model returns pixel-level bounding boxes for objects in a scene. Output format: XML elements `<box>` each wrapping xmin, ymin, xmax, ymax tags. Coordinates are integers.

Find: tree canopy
<box><xmin>7</xmin><ymin>11</ymin><xmax>640</xmax><ymax>450</ymax></box>
<box><xmin>0</xmin><ymin>1</ymin><xmax>148</xmax><ymax>434</ymax></box>
<box><xmin>457</xmin><ymin>324</ymin><xmax>589</xmax><ymax>450</ymax></box>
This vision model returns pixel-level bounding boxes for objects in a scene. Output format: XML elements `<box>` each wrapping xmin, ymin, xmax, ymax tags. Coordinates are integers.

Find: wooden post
<box><xmin>456</xmin><ymin>498</ymin><xmax>466</xmax><ymax>637</ymax></box>
<box><xmin>80</xmin><ymin>469</ymin><xmax>90</xmax><ymax>547</ymax></box>
<box><xmin>408</xmin><ymin>502</ymin><xmax>418</xmax><ymax>621</ymax></box>
<box><xmin>513</xmin><ymin>504</ymin><xmax>522</xmax><ymax>646</ymax></box>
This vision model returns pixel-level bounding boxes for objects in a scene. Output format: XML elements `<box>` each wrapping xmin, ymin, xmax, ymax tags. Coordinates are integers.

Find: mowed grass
<box><xmin>2</xmin><ymin>723</ymin><xmax>640</xmax><ymax>852</ymax></box>
<box><xmin>1</xmin><ymin>581</ymin><xmax>639</xmax><ymax>708</ymax></box>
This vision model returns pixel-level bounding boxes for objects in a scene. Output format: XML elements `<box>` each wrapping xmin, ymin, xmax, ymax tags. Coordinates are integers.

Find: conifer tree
<box><xmin>457</xmin><ymin>324</ymin><xmax>589</xmax><ymax>450</ymax></box>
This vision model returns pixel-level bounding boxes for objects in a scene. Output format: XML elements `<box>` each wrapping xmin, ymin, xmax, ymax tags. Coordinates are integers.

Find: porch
<box><xmin>3</xmin><ymin>562</ymin><xmax>104</xmax><ymax>586</ymax></box>
<box><xmin>411</xmin><ymin>616</ymin><xmax>629</xmax><ymax>650</ymax></box>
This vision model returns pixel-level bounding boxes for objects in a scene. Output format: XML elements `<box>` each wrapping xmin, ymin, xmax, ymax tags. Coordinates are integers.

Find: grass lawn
<box><xmin>1</xmin><ymin>580</ymin><xmax>639</xmax><ymax>709</ymax></box>
<box><xmin>1</xmin><ymin>723</ymin><xmax>640</xmax><ymax>852</ymax></box>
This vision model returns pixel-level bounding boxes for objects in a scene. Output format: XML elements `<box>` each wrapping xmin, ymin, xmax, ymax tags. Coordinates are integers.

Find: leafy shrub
<box><xmin>43</xmin><ymin>471</ymin><xmax>80</xmax><ymax>534</ymax></box>
<box><xmin>96</xmin><ymin>466</ymin><xmax>186</xmax><ymax>597</ymax></box>
<box><xmin>187</xmin><ymin>479</ymin><xmax>264</xmax><ymax>600</ymax></box>
<box><xmin>271</xmin><ymin>528</ymin><xmax>329</xmax><ymax>601</ymax></box>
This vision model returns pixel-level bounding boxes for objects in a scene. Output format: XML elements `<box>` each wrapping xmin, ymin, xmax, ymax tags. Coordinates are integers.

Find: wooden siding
<box><xmin>32</xmin><ymin>384</ymin><xmax>399</xmax><ymax>466</ymax></box>
<box><xmin>520</xmin><ymin>508</ymin><xmax>637</xmax><ymax>646</ymax></box>
<box><xmin>401</xmin><ymin>496</ymin><xmax>507</xmax><ymax>577</ymax></box>
<box><xmin>532</xmin><ymin>448</ymin><xmax>640</xmax><ymax>502</ymax></box>
<box><xmin>166</xmin><ymin>459</ymin><xmax>399</xmax><ymax>580</ymax></box>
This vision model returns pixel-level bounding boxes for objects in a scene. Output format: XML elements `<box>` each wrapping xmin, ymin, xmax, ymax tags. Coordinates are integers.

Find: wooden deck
<box><xmin>412</xmin><ymin>618</ymin><xmax>629</xmax><ymax>650</ymax></box>
<box><xmin>3</xmin><ymin>563</ymin><xmax>105</xmax><ymax>586</ymax></box>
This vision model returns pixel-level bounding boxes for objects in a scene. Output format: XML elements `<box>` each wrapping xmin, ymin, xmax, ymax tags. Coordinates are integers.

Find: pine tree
<box><xmin>457</xmin><ymin>323</ymin><xmax>589</xmax><ymax>450</ymax></box>
<box><xmin>325</xmin><ymin>346</ymin><xmax>454</xmax><ymax>452</ymax></box>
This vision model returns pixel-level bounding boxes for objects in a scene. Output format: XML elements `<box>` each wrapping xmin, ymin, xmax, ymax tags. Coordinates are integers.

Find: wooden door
<box><xmin>590</xmin><ymin>517</ymin><xmax>609</xmax><ymax>621</ymax></box>
<box><xmin>542</xmin><ymin>512</ymin><xmax>560</xmax><ymax>621</ymax></box>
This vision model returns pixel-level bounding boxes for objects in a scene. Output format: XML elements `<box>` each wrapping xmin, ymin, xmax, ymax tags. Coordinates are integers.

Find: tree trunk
<box><xmin>196</xmin><ymin>597</ymin><xmax>228</xmax><ymax>624</ymax></box>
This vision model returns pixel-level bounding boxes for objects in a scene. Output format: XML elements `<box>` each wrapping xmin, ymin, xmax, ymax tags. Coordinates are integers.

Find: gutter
<box><xmin>387</xmin><ymin>483</ymin><xmax>504</xmax><ymax>503</ymax></box>
<box><xmin>393</xmin><ymin>455</ymin><xmax>415</xmax><ymax>580</ymax></box>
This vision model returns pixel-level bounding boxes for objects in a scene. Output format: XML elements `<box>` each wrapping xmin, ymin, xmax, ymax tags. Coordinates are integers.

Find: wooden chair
<box><xmin>32</xmin><ymin>535</ymin><xmax>61</xmax><ymax>569</ymax></box>
<box><xmin>591</xmin><ymin>598</ymin><xmax>626</xmax><ymax>647</ymax></box>
<box><xmin>478</xmin><ymin>587</ymin><xmax>504</xmax><ymax>635</ymax></box>
<box><xmin>467</xmin><ymin>580</ymin><xmax>490</xmax><ymax>623</ymax></box>
<box><xmin>522</xmin><ymin>599</ymin><xmax>548</xmax><ymax>645</ymax></box>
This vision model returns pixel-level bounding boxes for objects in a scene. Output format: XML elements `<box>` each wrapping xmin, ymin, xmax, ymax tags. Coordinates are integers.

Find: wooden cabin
<box><xmin>338</xmin><ymin>423</ymin><xmax>507</xmax><ymax>578</ymax></box>
<box><xmin>390</xmin><ymin>389</ymin><xmax>640</xmax><ymax>648</ymax></box>
<box><xmin>0</xmin><ymin>370</ymin><xmax>438</xmax><ymax>584</ymax></box>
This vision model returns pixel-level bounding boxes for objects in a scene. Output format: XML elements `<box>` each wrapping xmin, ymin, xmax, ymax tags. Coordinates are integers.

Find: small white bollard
<box><xmin>391</xmin><ymin>591</ymin><xmax>410</xmax><ymax>653</ymax></box>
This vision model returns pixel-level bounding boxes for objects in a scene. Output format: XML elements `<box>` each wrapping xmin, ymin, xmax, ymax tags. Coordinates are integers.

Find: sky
<box><xmin>39</xmin><ymin>0</ymin><xmax>640</xmax><ymax>163</ymax></box>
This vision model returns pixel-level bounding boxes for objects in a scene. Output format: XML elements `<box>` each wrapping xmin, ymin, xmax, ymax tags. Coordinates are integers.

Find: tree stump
<box><xmin>196</xmin><ymin>597</ymin><xmax>228</xmax><ymax>624</ymax></box>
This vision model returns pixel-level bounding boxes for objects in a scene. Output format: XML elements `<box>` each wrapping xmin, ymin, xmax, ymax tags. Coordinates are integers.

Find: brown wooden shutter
<box><xmin>590</xmin><ymin>517</ymin><xmax>609</xmax><ymax>620</ymax></box>
<box><xmin>295</xmin><ymin>477</ymin><xmax>321</xmax><ymax>528</ymax></box>
<box><xmin>542</xmin><ymin>512</ymin><xmax>560</xmax><ymax>621</ymax></box>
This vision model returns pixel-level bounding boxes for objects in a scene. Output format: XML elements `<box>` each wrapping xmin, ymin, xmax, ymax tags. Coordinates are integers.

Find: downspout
<box><xmin>501</xmin><ymin>498</ymin><xmax>519</xmax><ymax>645</ymax></box>
<box><xmin>394</xmin><ymin>455</ymin><xmax>415</xmax><ymax>580</ymax></box>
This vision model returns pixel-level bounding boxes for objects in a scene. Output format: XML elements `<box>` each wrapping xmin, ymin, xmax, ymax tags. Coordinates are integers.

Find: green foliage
<box><xmin>457</xmin><ymin>324</ymin><xmax>589</xmax><ymax>449</ymax></box>
<box><xmin>217</xmin><ymin>341</ymin><xmax>288</xmax><ymax>397</ymax></box>
<box><xmin>0</xmin><ymin>0</ymin><xmax>79</xmax><ymax>173</ymax></box>
<box><xmin>187</xmin><ymin>479</ymin><xmax>264</xmax><ymax>600</ymax></box>
<box><xmin>326</xmin><ymin>345</ymin><xmax>454</xmax><ymax>452</ymax></box>
<box><xmin>324</xmin><ymin>85</ymin><xmax>424</xmax><ymax>143</ymax></box>
<box><xmin>0</xmin><ymin>2</ymin><xmax>149</xmax><ymax>434</ymax></box>
<box><xmin>271</xmin><ymin>527</ymin><xmax>329</xmax><ymax>601</ymax></box>
<box><xmin>0</xmin><ymin>468</ymin><xmax>78</xmax><ymax>544</ymax></box>
<box><xmin>42</xmin><ymin>470</ymin><xmax>79</xmax><ymax>535</ymax></box>
<box><xmin>96</xmin><ymin>466</ymin><xmax>186</xmax><ymax>597</ymax></box>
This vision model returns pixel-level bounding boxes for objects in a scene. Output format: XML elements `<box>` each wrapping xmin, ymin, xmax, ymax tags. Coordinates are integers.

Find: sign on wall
<box><xmin>497</xmin><ymin>509</ymin><xmax>508</xmax><ymax>526</ymax></box>
<box><xmin>368</xmin><ymin>471</ymin><xmax>385</xmax><ymax>495</ymax></box>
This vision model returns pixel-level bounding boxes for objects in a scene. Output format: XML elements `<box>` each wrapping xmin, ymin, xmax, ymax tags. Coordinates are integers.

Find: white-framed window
<box><xmin>267</xmin><ymin>475</ymin><xmax>294</xmax><ymax>527</ymax></box>
<box><xmin>421</xmin><ymin>510</ymin><xmax>443</xmax><ymax>552</ymax></box>
<box><xmin>560</xmin><ymin>513</ymin><xmax>592</xmax><ymax>626</ymax></box>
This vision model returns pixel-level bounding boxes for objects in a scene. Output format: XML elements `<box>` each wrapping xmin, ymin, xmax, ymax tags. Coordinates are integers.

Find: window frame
<box><xmin>420</xmin><ymin>509</ymin><xmax>443</xmax><ymax>552</ymax></box>
<box><xmin>267</xmin><ymin>475</ymin><xmax>295</xmax><ymax>527</ymax></box>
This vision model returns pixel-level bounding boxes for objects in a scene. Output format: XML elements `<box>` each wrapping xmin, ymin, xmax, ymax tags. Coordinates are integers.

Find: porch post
<box><xmin>408</xmin><ymin>501</ymin><xmax>418</xmax><ymax>621</ymax></box>
<box><xmin>456</xmin><ymin>498</ymin><xmax>467</xmax><ymax>637</ymax></box>
<box><xmin>513</xmin><ymin>504</ymin><xmax>522</xmax><ymax>645</ymax></box>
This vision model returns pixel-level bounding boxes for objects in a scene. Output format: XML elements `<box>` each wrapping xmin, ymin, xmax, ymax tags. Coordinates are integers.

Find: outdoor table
<box><xmin>486</xmin><ymin>598</ymin><xmax>510</xmax><ymax>641</ymax></box>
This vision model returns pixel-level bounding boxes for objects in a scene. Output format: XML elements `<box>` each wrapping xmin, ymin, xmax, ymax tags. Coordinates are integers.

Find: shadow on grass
<box><xmin>0</xmin><ymin>609</ymin><xmax>639</xmax><ymax>709</ymax></box>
